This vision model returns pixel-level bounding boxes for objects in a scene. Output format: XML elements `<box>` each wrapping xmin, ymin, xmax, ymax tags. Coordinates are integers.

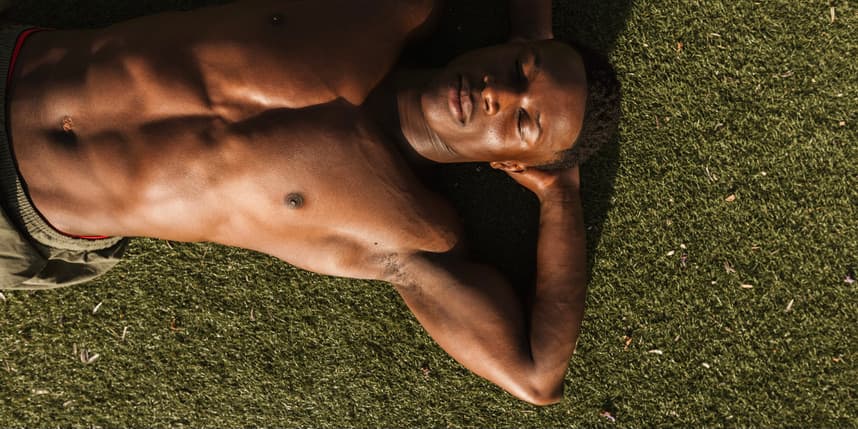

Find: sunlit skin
<box><xmin>7</xmin><ymin>0</ymin><xmax>589</xmax><ymax>405</ymax></box>
<box><xmin>400</xmin><ymin>40</ymin><xmax>586</xmax><ymax>168</ymax></box>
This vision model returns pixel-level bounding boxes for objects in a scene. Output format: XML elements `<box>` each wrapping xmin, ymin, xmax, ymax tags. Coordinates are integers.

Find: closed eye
<box><xmin>517</xmin><ymin>108</ymin><xmax>527</xmax><ymax>138</ymax></box>
<box><xmin>515</xmin><ymin>59</ymin><xmax>526</xmax><ymax>83</ymax></box>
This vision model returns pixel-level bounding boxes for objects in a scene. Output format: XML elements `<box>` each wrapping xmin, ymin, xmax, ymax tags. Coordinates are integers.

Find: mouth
<box><xmin>447</xmin><ymin>74</ymin><xmax>473</xmax><ymax>125</ymax></box>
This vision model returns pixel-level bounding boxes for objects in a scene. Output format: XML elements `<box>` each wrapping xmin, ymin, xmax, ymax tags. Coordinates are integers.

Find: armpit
<box><xmin>380</xmin><ymin>253</ymin><xmax>418</xmax><ymax>289</ymax></box>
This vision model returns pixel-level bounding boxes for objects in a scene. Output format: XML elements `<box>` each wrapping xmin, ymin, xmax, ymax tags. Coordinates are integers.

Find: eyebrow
<box><xmin>521</xmin><ymin>47</ymin><xmax>542</xmax><ymax>78</ymax></box>
<box><xmin>525</xmin><ymin>47</ymin><xmax>543</xmax><ymax>143</ymax></box>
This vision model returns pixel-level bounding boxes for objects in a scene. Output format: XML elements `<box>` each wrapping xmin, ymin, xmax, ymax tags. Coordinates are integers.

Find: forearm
<box><xmin>509</xmin><ymin>0</ymin><xmax>554</xmax><ymax>40</ymax></box>
<box><xmin>527</xmin><ymin>192</ymin><xmax>588</xmax><ymax>392</ymax></box>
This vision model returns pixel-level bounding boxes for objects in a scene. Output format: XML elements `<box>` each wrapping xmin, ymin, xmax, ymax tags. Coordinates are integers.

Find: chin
<box><xmin>422</xmin><ymin>88</ymin><xmax>470</xmax><ymax>135</ymax></box>
<box><xmin>421</xmin><ymin>84</ymin><xmax>449</xmax><ymax>124</ymax></box>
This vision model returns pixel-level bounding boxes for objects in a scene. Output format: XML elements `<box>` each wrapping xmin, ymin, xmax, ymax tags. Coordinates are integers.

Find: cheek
<box><xmin>441</xmin><ymin>120</ymin><xmax>512</xmax><ymax>158</ymax></box>
<box><xmin>479</xmin><ymin>125</ymin><xmax>507</xmax><ymax>149</ymax></box>
<box><xmin>420</xmin><ymin>90</ymin><xmax>451</xmax><ymax>130</ymax></box>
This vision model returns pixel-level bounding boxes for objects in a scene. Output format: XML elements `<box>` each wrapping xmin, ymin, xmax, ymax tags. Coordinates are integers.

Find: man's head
<box><xmin>400</xmin><ymin>39</ymin><xmax>620</xmax><ymax>171</ymax></box>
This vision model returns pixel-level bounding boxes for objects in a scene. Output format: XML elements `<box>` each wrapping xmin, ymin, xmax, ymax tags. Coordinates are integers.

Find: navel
<box><xmin>49</xmin><ymin>115</ymin><xmax>79</xmax><ymax>147</ymax></box>
<box><xmin>284</xmin><ymin>192</ymin><xmax>304</xmax><ymax>209</ymax></box>
<box><xmin>62</xmin><ymin>116</ymin><xmax>74</xmax><ymax>133</ymax></box>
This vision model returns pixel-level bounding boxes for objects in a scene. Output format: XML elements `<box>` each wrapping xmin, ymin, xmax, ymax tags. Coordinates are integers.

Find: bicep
<box><xmin>389</xmin><ymin>254</ymin><xmax>543</xmax><ymax>400</ymax></box>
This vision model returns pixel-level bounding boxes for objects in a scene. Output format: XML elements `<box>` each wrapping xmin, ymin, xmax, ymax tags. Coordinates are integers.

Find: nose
<box><xmin>481</xmin><ymin>75</ymin><xmax>500</xmax><ymax>115</ymax></box>
<box><xmin>480</xmin><ymin>74</ymin><xmax>521</xmax><ymax>116</ymax></box>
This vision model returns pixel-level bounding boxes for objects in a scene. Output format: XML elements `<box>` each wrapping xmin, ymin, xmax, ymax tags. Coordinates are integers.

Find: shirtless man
<box><xmin>0</xmin><ymin>0</ymin><xmax>620</xmax><ymax>405</ymax></box>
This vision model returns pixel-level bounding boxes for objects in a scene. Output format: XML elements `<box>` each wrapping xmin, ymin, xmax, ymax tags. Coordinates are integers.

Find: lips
<box><xmin>448</xmin><ymin>74</ymin><xmax>473</xmax><ymax>125</ymax></box>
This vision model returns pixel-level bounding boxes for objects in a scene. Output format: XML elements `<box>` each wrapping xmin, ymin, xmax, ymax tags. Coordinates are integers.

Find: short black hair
<box><xmin>537</xmin><ymin>43</ymin><xmax>621</xmax><ymax>170</ymax></box>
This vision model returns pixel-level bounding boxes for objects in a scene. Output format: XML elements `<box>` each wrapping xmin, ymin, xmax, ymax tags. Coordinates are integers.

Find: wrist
<box><xmin>537</xmin><ymin>186</ymin><xmax>579</xmax><ymax>205</ymax></box>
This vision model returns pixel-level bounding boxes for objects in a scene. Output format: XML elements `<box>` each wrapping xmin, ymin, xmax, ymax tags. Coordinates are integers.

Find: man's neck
<box><xmin>362</xmin><ymin>69</ymin><xmax>438</xmax><ymax>172</ymax></box>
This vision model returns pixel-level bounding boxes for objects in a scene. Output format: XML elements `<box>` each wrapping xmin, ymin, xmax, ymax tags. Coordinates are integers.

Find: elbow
<box><xmin>514</xmin><ymin>380</ymin><xmax>564</xmax><ymax>406</ymax></box>
<box><xmin>500</xmin><ymin>363</ymin><xmax>568</xmax><ymax>405</ymax></box>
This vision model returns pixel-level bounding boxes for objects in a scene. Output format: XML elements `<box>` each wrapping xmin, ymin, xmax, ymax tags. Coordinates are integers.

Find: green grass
<box><xmin>1</xmin><ymin>0</ymin><xmax>857</xmax><ymax>427</ymax></box>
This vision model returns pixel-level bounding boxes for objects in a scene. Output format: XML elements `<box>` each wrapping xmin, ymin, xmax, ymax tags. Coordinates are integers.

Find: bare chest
<box><xmin>198</xmin><ymin>107</ymin><xmax>461</xmax><ymax>278</ymax></box>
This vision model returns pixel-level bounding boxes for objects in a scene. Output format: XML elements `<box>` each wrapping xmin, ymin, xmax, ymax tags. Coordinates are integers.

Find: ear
<box><xmin>489</xmin><ymin>161</ymin><xmax>527</xmax><ymax>173</ymax></box>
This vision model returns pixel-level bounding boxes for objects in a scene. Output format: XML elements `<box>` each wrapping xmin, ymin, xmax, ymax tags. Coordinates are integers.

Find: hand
<box><xmin>506</xmin><ymin>165</ymin><xmax>581</xmax><ymax>203</ymax></box>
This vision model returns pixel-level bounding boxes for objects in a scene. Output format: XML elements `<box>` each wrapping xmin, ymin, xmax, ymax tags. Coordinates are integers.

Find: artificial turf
<box><xmin>1</xmin><ymin>0</ymin><xmax>856</xmax><ymax>427</ymax></box>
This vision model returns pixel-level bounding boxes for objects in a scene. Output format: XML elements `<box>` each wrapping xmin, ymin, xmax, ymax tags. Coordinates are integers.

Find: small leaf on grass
<box><xmin>666</xmin><ymin>250</ymin><xmax>675</xmax><ymax>256</ymax></box>
<box><xmin>740</xmin><ymin>284</ymin><xmax>754</xmax><ymax>289</ymax></box>
<box><xmin>648</xmin><ymin>349</ymin><xmax>664</xmax><ymax>355</ymax></box>
<box><xmin>92</xmin><ymin>301</ymin><xmax>103</xmax><ymax>315</ymax></box>
<box><xmin>77</xmin><ymin>347</ymin><xmax>99</xmax><ymax>364</ymax></box>
<box><xmin>725</xmin><ymin>194</ymin><xmax>737</xmax><ymax>202</ymax></box>
<box><xmin>724</xmin><ymin>262</ymin><xmax>737</xmax><ymax>274</ymax></box>
<box><xmin>0</xmin><ymin>292</ymin><xmax>5</xmax><ymax>302</ymax></box>
<box><xmin>785</xmin><ymin>299</ymin><xmax>794</xmax><ymax>312</ymax></box>
<box><xmin>170</xmin><ymin>318</ymin><xmax>184</xmax><ymax>332</ymax></box>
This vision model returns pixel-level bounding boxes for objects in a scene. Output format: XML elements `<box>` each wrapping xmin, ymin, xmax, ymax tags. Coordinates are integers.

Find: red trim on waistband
<box><xmin>7</xmin><ymin>28</ymin><xmax>42</xmax><ymax>86</ymax></box>
<box><xmin>7</xmin><ymin>28</ymin><xmax>111</xmax><ymax>241</ymax></box>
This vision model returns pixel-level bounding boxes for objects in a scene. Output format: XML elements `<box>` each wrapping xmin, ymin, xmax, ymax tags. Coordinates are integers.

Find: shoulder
<box><xmin>389</xmin><ymin>0</ymin><xmax>443</xmax><ymax>37</ymax></box>
<box><xmin>414</xmin><ymin>0</ymin><xmax>445</xmax><ymax>37</ymax></box>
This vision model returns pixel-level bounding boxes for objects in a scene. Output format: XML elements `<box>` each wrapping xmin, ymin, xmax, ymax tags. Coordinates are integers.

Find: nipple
<box><xmin>285</xmin><ymin>193</ymin><xmax>304</xmax><ymax>209</ymax></box>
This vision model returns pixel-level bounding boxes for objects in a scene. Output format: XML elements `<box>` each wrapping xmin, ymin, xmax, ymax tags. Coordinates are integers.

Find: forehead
<box><xmin>525</xmin><ymin>41</ymin><xmax>588</xmax><ymax>155</ymax></box>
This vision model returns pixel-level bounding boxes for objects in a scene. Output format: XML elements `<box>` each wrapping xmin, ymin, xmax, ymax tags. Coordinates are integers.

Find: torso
<box><xmin>7</xmin><ymin>0</ymin><xmax>459</xmax><ymax>280</ymax></box>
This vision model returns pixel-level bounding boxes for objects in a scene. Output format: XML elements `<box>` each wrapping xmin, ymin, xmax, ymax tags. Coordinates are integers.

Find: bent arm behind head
<box><xmin>386</xmin><ymin>167</ymin><xmax>588</xmax><ymax>405</ymax></box>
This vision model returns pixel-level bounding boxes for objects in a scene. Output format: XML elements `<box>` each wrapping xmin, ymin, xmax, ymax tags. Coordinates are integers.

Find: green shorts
<box><xmin>0</xmin><ymin>24</ymin><xmax>128</xmax><ymax>290</ymax></box>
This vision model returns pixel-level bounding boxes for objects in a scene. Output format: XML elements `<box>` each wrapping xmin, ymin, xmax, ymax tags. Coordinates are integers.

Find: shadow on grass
<box><xmin>420</xmin><ymin>1</ymin><xmax>632</xmax><ymax>291</ymax></box>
